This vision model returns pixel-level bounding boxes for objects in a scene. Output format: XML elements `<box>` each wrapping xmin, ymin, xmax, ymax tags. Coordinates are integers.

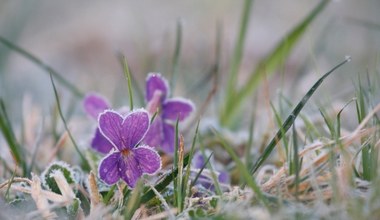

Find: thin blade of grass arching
<box><xmin>225</xmin><ymin>0</ymin><xmax>254</xmax><ymax>100</ymax></box>
<box><xmin>212</xmin><ymin>128</ymin><xmax>269</xmax><ymax>207</ymax></box>
<box><xmin>220</xmin><ymin>0</ymin><xmax>330</xmax><ymax>127</ymax></box>
<box><xmin>50</xmin><ymin>74</ymin><xmax>91</xmax><ymax>171</ymax></box>
<box><xmin>250</xmin><ymin>57</ymin><xmax>351</xmax><ymax>175</ymax></box>
<box><xmin>0</xmin><ymin>36</ymin><xmax>84</xmax><ymax>98</ymax></box>
<box><xmin>121</xmin><ymin>56</ymin><xmax>134</xmax><ymax>111</ymax></box>
<box><xmin>169</xmin><ymin>20</ymin><xmax>182</xmax><ymax>92</ymax></box>
<box><xmin>0</xmin><ymin>98</ymin><xmax>27</xmax><ymax>176</ymax></box>
<box><xmin>280</xmin><ymin>94</ymin><xmax>321</xmax><ymax>139</ymax></box>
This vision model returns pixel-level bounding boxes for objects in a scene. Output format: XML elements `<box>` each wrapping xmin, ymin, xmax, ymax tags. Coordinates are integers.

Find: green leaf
<box><xmin>221</xmin><ymin>0</ymin><xmax>330</xmax><ymax>127</ymax></box>
<box><xmin>41</xmin><ymin>161</ymin><xmax>76</xmax><ymax>194</ymax></box>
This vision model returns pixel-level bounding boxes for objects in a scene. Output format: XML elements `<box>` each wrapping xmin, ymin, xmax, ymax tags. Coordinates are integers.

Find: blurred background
<box><xmin>0</xmin><ymin>0</ymin><xmax>380</xmax><ymax>123</ymax></box>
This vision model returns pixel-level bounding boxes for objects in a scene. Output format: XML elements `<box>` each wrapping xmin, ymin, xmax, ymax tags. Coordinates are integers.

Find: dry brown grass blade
<box><xmin>88</xmin><ymin>171</ymin><xmax>101</xmax><ymax>209</ymax></box>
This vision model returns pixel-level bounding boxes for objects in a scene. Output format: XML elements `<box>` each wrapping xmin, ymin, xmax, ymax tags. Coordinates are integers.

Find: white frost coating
<box><xmin>40</xmin><ymin>161</ymin><xmax>76</xmax><ymax>191</ymax></box>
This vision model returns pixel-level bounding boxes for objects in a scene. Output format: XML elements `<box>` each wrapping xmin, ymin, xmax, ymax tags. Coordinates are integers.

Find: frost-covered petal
<box><xmin>146</xmin><ymin>73</ymin><xmax>169</xmax><ymax>102</ymax></box>
<box><xmin>98</xmin><ymin>110</ymin><xmax>150</xmax><ymax>151</ymax></box>
<box><xmin>162</xmin><ymin>98</ymin><xmax>194</xmax><ymax>121</ymax></box>
<box><xmin>191</xmin><ymin>150</ymin><xmax>215</xmax><ymax>169</ymax></box>
<box><xmin>98</xmin><ymin>111</ymin><xmax>124</xmax><ymax>149</ymax></box>
<box><xmin>121</xmin><ymin>110</ymin><xmax>150</xmax><ymax>148</ymax></box>
<box><xmin>84</xmin><ymin>93</ymin><xmax>110</xmax><ymax>119</ymax></box>
<box><xmin>143</xmin><ymin>116</ymin><xmax>164</xmax><ymax>148</ymax></box>
<box><xmin>133</xmin><ymin>146</ymin><xmax>161</xmax><ymax>174</ymax></box>
<box><xmin>161</xmin><ymin>123</ymin><xmax>175</xmax><ymax>153</ymax></box>
<box><xmin>218</xmin><ymin>171</ymin><xmax>230</xmax><ymax>184</ymax></box>
<box><xmin>146</xmin><ymin>90</ymin><xmax>163</xmax><ymax>115</ymax></box>
<box><xmin>91</xmin><ymin>128</ymin><xmax>114</xmax><ymax>154</ymax></box>
<box><xmin>118</xmin><ymin>154</ymin><xmax>142</xmax><ymax>188</ymax></box>
<box><xmin>98</xmin><ymin>152</ymin><xmax>121</xmax><ymax>185</ymax></box>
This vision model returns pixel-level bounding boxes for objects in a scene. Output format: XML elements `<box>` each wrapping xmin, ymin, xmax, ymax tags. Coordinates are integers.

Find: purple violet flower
<box><xmin>191</xmin><ymin>150</ymin><xmax>230</xmax><ymax>191</ymax></box>
<box><xmin>98</xmin><ymin>109</ymin><xmax>161</xmax><ymax>188</ymax></box>
<box><xmin>143</xmin><ymin>73</ymin><xmax>194</xmax><ymax>153</ymax></box>
<box><xmin>83</xmin><ymin>93</ymin><xmax>115</xmax><ymax>154</ymax></box>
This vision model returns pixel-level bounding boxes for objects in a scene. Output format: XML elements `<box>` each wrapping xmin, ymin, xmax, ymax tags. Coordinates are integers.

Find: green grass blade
<box><xmin>173</xmin><ymin>118</ymin><xmax>180</xmax><ymax>205</ymax></box>
<box><xmin>226</xmin><ymin>0</ymin><xmax>254</xmax><ymax>97</ymax></box>
<box><xmin>103</xmin><ymin>185</ymin><xmax>116</xmax><ymax>205</ymax></box>
<box><xmin>140</xmin><ymin>153</ymin><xmax>190</xmax><ymax>204</ymax></box>
<box><xmin>50</xmin><ymin>74</ymin><xmax>91</xmax><ymax>171</ymax></box>
<box><xmin>291</xmin><ymin>125</ymin><xmax>300</xmax><ymax>200</ymax></box>
<box><xmin>169</xmin><ymin>20</ymin><xmax>182</xmax><ymax>92</ymax></box>
<box><xmin>124</xmin><ymin>180</ymin><xmax>143</xmax><ymax>220</ymax></box>
<box><xmin>117</xmin><ymin>53</ymin><xmax>144</xmax><ymax>106</ymax></box>
<box><xmin>0</xmin><ymin>98</ymin><xmax>27</xmax><ymax>176</ymax></box>
<box><xmin>245</xmin><ymin>111</ymin><xmax>255</xmax><ymax>170</ymax></box>
<box><xmin>221</xmin><ymin>0</ymin><xmax>330</xmax><ymax>126</ymax></box>
<box><xmin>270</xmin><ymin>102</ymin><xmax>289</xmax><ymax>157</ymax></box>
<box><xmin>0</xmin><ymin>36</ymin><xmax>84</xmax><ymax>98</ymax></box>
<box><xmin>319</xmin><ymin>108</ymin><xmax>336</xmax><ymax>138</ymax></box>
<box><xmin>182</xmin><ymin>120</ymin><xmax>200</xmax><ymax>209</ymax></box>
<box><xmin>213</xmin><ymin>128</ymin><xmax>269</xmax><ymax>207</ymax></box>
<box><xmin>199</xmin><ymin>138</ymin><xmax>222</xmax><ymax>195</ymax></box>
<box><xmin>250</xmin><ymin>57</ymin><xmax>350</xmax><ymax>175</ymax></box>
<box><xmin>121</xmin><ymin>56</ymin><xmax>134</xmax><ymax>110</ymax></box>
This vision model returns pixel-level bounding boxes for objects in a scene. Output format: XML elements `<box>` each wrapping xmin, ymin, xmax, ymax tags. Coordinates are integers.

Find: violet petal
<box><xmin>121</xmin><ymin>110</ymin><xmax>150</xmax><ymax>148</ymax></box>
<box><xmin>146</xmin><ymin>90</ymin><xmax>163</xmax><ymax>115</ymax></box>
<box><xmin>98</xmin><ymin>152</ymin><xmax>121</xmax><ymax>185</ymax></box>
<box><xmin>218</xmin><ymin>171</ymin><xmax>230</xmax><ymax>184</ymax></box>
<box><xmin>162</xmin><ymin>98</ymin><xmax>194</xmax><ymax>121</ymax></box>
<box><xmin>161</xmin><ymin>122</ymin><xmax>175</xmax><ymax>153</ymax></box>
<box><xmin>99</xmin><ymin>110</ymin><xmax>149</xmax><ymax>151</ymax></box>
<box><xmin>143</xmin><ymin>116</ymin><xmax>164</xmax><ymax>148</ymax></box>
<box><xmin>91</xmin><ymin>128</ymin><xmax>114</xmax><ymax>154</ymax></box>
<box><xmin>83</xmin><ymin>93</ymin><xmax>110</xmax><ymax>119</ymax></box>
<box><xmin>98</xmin><ymin>111</ymin><xmax>124</xmax><ymax>150</ymax></box>
<box><xmin>118</xmin><ymin>154</ymin><xmax>142</xmax><ymax>188</ymax></box>
<box><xmin>133</xmin><ymin>146</ymin><xmax>161</xmax><ymax>174</ymax></box>
<box><xmin>146</xmin><ymin>73</ymin><xmax>169</xmax><ymax>102</ymax></box>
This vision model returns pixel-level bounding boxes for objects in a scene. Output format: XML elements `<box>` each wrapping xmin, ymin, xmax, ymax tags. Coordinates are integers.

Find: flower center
<box><xmin>121</xmin><ymin>149</ymin><xmax>131</xmax><ymax>157</ymax></box>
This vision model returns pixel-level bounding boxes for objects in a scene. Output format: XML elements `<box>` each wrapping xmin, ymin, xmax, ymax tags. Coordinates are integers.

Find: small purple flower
<box><xmin>98</xmin><ymin>109</ymin><xmax>161</xmax><ymax>188</ymax></box>
<box><xmin>143</xmin><ymin>73</ymin><xmax>194</xmax><ymax>153</ymax></box>
<box><xmin>191</xmin><ymin>151</ymin><xmax>230</xmax><ymax>191</ymax></box>
<box><xmin>83</xmin><ymin>93</ymin><xmax>114</xmax><ymax>154</ymax></box>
